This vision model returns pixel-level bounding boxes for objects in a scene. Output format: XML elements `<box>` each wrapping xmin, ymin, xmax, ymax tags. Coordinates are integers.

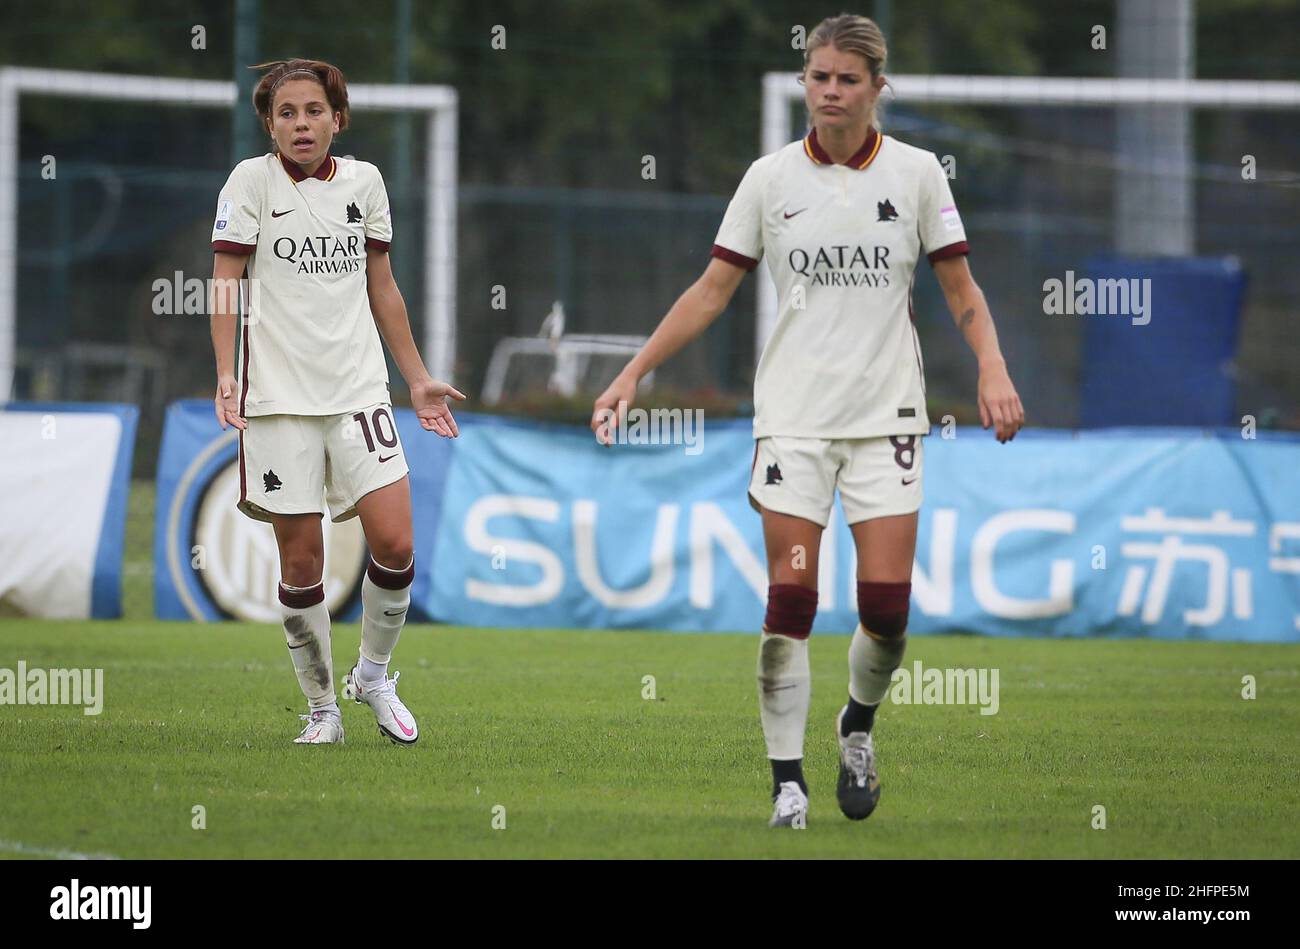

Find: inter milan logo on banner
<box><xmin>155</xmin><ymin>407</ymin><xmax>367</xmax><ymax>622</ymax></box>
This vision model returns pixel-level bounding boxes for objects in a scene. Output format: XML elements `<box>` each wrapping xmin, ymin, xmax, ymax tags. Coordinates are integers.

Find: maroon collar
<box><xmin>277</xmin><ymin>151</ymin><xmax>336</xmax><ymax>183</ymax></box>
<box><xmin>804</xmin><ymin>127</ymin><xmax>882</xmax><ymax>170</ymax></box>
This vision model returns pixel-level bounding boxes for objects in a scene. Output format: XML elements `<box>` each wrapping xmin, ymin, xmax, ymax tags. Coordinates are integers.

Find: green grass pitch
<box><xmin>1</xmin><ymin>620</ymin><xmax>1297</xmax><ymax>859</ymax></box>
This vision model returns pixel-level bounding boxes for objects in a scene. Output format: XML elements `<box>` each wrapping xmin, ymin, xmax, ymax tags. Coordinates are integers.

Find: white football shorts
<box><xmin>238</xmin><ymin>402</ymin><xmax>409</xmax><ymax>523</ymax></box>
<box><xmin>748</xmin><ymin>434</ymin><xmax>924</xmax><ymax>527</ymax></box>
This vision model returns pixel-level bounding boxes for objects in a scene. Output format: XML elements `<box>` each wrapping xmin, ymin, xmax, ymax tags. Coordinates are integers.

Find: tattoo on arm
<box><xmin>958</xmin><ymin>307</ymin><xmax>976</xmax><ymax>332</ymax></box>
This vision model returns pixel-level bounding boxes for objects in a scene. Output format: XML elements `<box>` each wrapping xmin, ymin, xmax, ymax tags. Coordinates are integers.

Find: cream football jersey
<box><xmin>712</xmin><ymin>128</ymin><xmax>968</xmax><ymax>439</ymax></box>
<box><xmin>211</xmin><ymin>152</ymin><xmax>393</xmax><ymax>417</ymax></box>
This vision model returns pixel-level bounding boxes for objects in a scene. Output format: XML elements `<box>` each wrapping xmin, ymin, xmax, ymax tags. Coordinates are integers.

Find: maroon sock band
<box><xmin>764</xmin><ymin>584</ymin><xmax>819</xmax><ymax>639</ymax></box>
<box><xmin>857</xmin><ymin>581</ymin><xmax>911</xmax><ymax>638</ymax></box>
<box><xmin>278</xmin><ymin>581</ymin><xmax>325</xmax><ymax>610</ymax></box>
<box><xmin>368</xmin><ymin>556</ymin><xmax>414</xmax><ymax>591</ymax></box>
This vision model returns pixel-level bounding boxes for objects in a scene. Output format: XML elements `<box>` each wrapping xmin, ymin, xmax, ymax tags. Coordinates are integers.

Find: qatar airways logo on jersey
<box><xmin>788</xmin><ymin>244</ymin><xmax>891</xmax><ymax>288</ymax></box>
<box><xmin>272</xmin><ymin>234</ymin><xmax>363</xmax><ymax>275</ymax></box>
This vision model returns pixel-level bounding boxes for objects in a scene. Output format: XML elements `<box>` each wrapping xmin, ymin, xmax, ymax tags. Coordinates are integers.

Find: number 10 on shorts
<box><xmin>350</xmin><ymin>406</ymin><xmax>400</xmax><ymax>460</ymax></box>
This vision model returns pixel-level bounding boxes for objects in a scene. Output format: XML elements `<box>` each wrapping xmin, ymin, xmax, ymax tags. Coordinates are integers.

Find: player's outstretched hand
<box><xmin>411</xmin><ymin>378</ymin><xmax>467</xmax><ymax>438</ymax></box>
<box><xmin>591</xmin><ymin>373</ymin><xmax>637</xmax><ymax>446</ymax></box>
<box><xmin>977</xmin><ymin>359</ymin><xmax>1024</xmax><ymax>443</ymax></box>
<box><xmin>214</xmin><ymin>375</ymin><xmax>246</xmax><ymax>431</ymax></box>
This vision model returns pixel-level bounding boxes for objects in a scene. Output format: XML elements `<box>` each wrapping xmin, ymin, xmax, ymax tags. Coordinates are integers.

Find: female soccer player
<box><xmin>591</xmin><ymin>15</ymin><xmax>1024</xmax><ymax>826</ymax></box>
<box><xmin>209</xmin><ymin>59</ymin><xmax>464</xmax><ymax>745</ymax></box>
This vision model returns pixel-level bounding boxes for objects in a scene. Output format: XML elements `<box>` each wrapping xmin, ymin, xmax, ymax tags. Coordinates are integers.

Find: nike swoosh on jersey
<box><xmin>901</xmin><ymin>476</ymin><xmax>918</xmax><ymax>486</ymax></box>
<box><xmin>271</xmin><ymin>208</ymin><xmax>295</xmax><ymax>218</ymax></box>
<box><xmin>378</xmin><ymin>453</ymin><xmax>398</xmax><ymax>463</ymax></box>
<box><xmin>783</xmin><ymin>208</ymin><xmax>807</xmax><ymax>219</ymax></box>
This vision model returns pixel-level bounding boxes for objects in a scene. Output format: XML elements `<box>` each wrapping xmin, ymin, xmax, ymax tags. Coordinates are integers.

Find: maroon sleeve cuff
<box><xmin>365</xmin><ymin>237</ymin><xmax>391</xmax><ymax>252</ymax></box>
<box><xmin>213</xmin><ymin>240</ymin><xmax>256</xmax><ymax>255</ymax></box>
<box><xmin>710</xmin><ymin>244</ymin><xmax>759</xmax><ymax>272</ymax></box>
<box><xmin>927</xmin><ymin>241</ymin><xmax>969</xmax><ymax>265</ymax></box>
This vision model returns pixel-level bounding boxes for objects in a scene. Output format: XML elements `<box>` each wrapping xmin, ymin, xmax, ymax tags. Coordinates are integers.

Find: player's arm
<box><xmin>211</xmin><ymin>251</ymin><xmax>248</xmax><ymax>431</ymax></box>
<box><xmin>591</xmin><ymin>257</ymin><xmax>747</xmax><ymax>444</ymax></box>
<box><xmin>365</xmin><ymin>246</ymin><xmax>466</xmax><ymax>437</ymax></box>
<box><xmin>933</xmin><ymin>255</ymin><xmax>1024</xmax><ymax>442</ymax></box>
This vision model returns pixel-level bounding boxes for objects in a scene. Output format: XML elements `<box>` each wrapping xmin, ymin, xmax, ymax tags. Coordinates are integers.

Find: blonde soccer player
<box><xmin>592</xmin><ymin>15</ymin><xmax>1023</xmax><ymax>826</ymax></box>
<box><xmin>210</xmin><ymin>59</ymin><xmax>465</xmax><ymax>745</ymax></box>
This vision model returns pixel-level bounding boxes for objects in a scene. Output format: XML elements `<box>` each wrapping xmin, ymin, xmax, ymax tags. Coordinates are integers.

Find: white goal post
<box><xmin>0</xmin><ymin>67</ymin><xmax>458</xmax><ymax>401</ymax></box>
<box><xmin>758</xmin><ymin>71</ymin><xmax>1300</xmax><ymax>361</ymax></box>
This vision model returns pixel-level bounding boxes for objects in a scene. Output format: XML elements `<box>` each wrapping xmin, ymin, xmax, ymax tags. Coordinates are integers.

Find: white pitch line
<box><xmin>0</xmin><ymin>839</ymin><xmax>119</xmax><ymax>860</ymax></box>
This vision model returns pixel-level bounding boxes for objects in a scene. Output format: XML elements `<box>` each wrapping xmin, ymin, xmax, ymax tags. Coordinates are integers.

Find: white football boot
<box><xmin>293</xmin><ymin>709</ymin><xmax>344</xmax><ymax>744</ymax></box>
<box><xmin>769</xmin><ymin>780</ymin><xmax>809</xmax><ymax>828</ymax></box>
<box><xmin>835</xmin><ymin>706</ymin><xmax>881</xmax><ymax>820</ymax></box>
<box><xmin>343</xmin><ymin>664</ymin><xmax>418</xmax><ymax>745</ymax></box>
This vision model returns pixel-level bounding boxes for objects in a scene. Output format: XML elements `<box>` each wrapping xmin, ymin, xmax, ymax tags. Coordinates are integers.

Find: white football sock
<box><xmin>359</xmin><ymin>556</ymin><xmax>413</xmax><ymax>685</ymax></box>
<box><xmin>279</xmin><ymin>581</ymin><xmax>336</xmax><ymax>713</ymax></box>
<box><xmin>359</xmin><ymin>655</ymin><xmax>388</xmax><ymax>684</ymax></box>
<box><xmin>848</xmin><ymin>624</ymin><xmax>907</xmax><ymax>706</ymax></box>
<box><xmin>756</xmin><ymin>631</ymin><xmax>811</xmax><ymax>760</ymax></box>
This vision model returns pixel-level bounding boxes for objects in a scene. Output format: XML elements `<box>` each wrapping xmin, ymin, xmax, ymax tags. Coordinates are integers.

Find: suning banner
<box><xmin>156</xmin><ymin>403</ymin><xmax>1300</xmax><ymax>641</ymax></box>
